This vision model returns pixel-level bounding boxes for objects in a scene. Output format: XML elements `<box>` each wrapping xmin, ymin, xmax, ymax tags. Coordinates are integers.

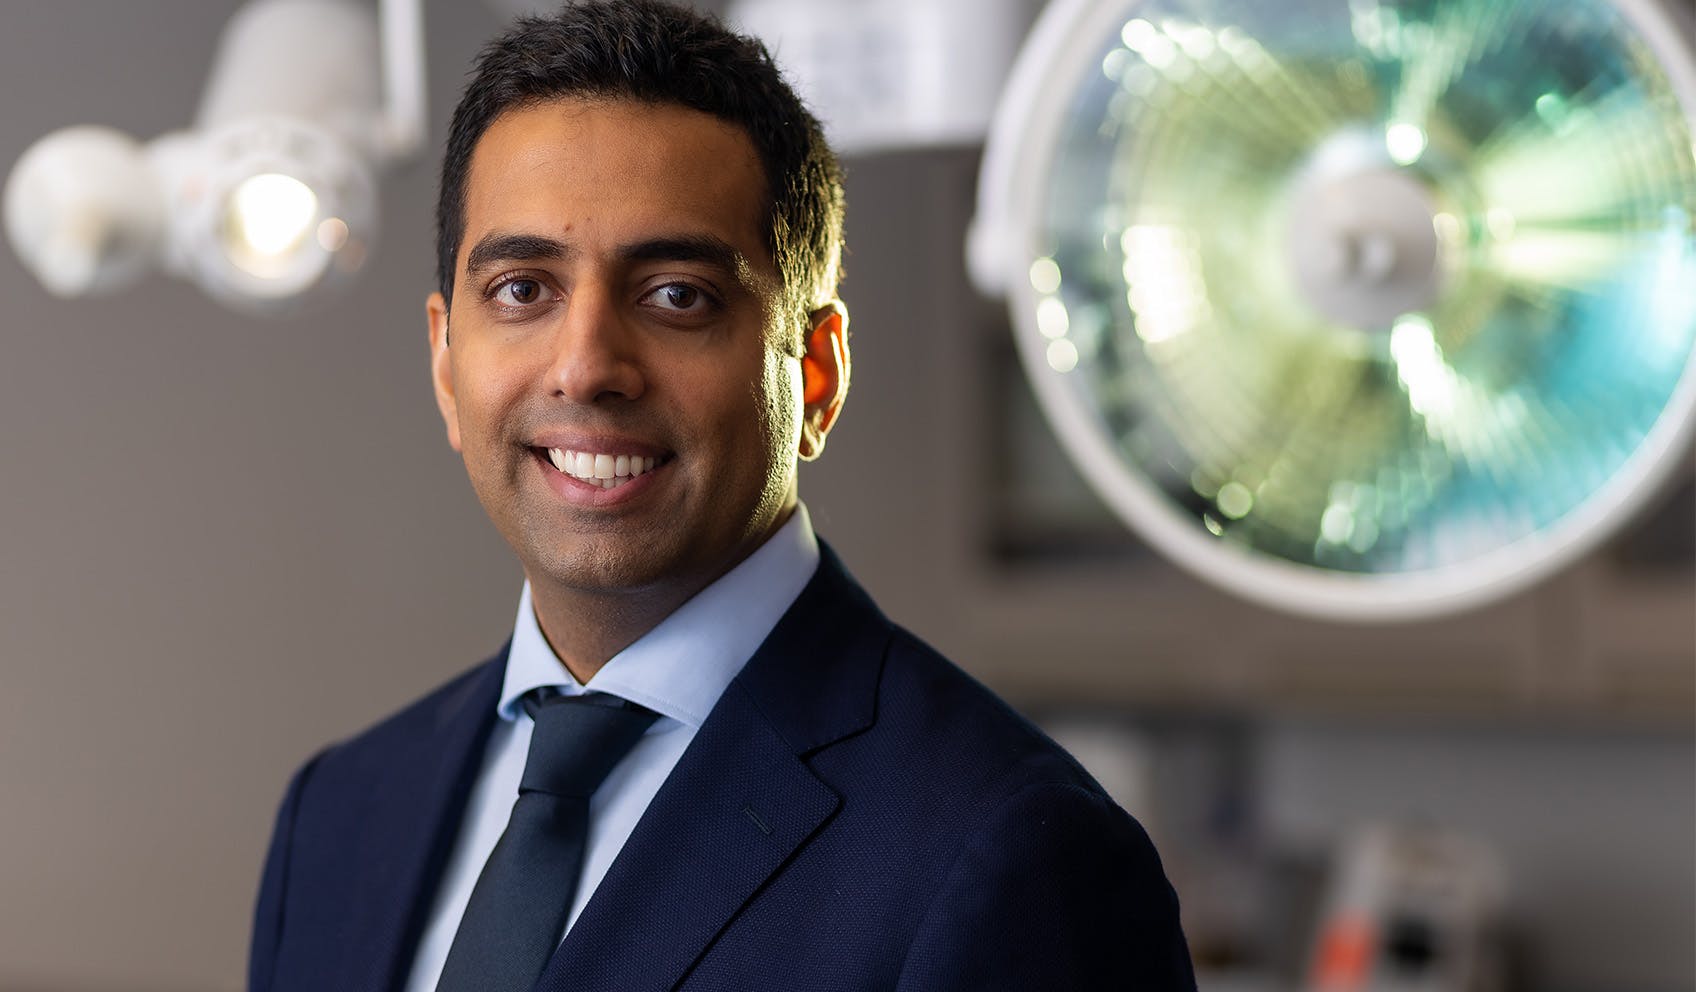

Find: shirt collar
<box><xmin>498</xmin><ymin>503</ymin><xmax>820</xmax><ymax>729</ymax></box>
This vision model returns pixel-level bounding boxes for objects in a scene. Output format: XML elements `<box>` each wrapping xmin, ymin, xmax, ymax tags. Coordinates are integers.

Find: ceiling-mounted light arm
<box><xmin>376</xmin><ymin>0</ymin><xmax>428</xmax><ymax>165</ymax></box>
<box><xmin>194</xmin><ymin>0</ymin><xmax>384</xmax><ymax>155</ymax></box>
<box><xmin>189</xmin><ymin>0</ymin><xmax>425</xmax><ymax>166</ymax></box>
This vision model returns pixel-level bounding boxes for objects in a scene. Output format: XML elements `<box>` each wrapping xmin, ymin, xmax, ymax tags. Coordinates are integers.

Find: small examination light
<box><xmin>3</xmin><ymin>0</ymin><xmax>425</xmax><ymax>314</ymax></box>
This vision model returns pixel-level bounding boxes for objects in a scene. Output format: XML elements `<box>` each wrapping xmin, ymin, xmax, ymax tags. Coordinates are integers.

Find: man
<box><xmin>248</xmin><ymin>2</ymin><xmax>1194</xmax><ymax>989</ymax></box>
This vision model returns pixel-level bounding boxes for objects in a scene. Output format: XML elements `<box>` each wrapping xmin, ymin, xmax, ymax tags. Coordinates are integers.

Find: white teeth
<box><xmin>545</xmin><ymin>448</ymin><xmax>661</xmax><ymax>487</ymax></box>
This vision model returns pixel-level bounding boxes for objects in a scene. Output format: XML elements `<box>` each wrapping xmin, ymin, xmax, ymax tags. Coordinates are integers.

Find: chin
<box><xmin>528</xmin><ymin>541</ymin><xmax>684</xmax><ymax>597</ymax></box>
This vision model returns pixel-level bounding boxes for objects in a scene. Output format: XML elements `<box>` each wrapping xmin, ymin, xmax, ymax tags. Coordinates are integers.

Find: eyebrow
<box><xmin>461</xmin><ymin>231</ymin><xmax>754</xmax><ymax>283</ymax></box>
<box><xmin>618</xmin><ymin>234</ymin><xmax>748</xmax><ymax>276</ymax></box>
<box><xmin>463</xmin><ymin>232</ymin><xmax>569</xmax><ymax>280</ymax></box>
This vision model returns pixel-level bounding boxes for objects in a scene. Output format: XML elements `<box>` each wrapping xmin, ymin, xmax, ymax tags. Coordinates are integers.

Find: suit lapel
<box><xmin>533</xmin><ymin>547</ymin><xmax>891</xmax><ymax>992</ymax></box>
<box><xmin>534</xmin><ymin>682</ymin><xmax>839</xmax><ymax>992</ymax></box>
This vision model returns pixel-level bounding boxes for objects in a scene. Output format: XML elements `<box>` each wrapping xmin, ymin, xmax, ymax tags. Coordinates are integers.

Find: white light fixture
<box><xmin>3</xmin><ymin>0</ymin><xmax>426</xmax><ymax>314</ymax></box>
<box><xmin>727</xmin><ymin>0</ymin><xmax>1034</xmax><ymax>155</ymax></box>
<box><xmin>970</xmin><ymin>0</ymin><xmax>1696</xmax><ymax>621</ymax></box>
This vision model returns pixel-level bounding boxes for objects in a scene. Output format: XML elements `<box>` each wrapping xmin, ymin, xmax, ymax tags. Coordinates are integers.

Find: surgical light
<box><xmin>970</xmin><ymin>0</ymin><xmax>1696</xmax><ymax>621</ymax></box>
<box><xmin>3</xmin><ymin>0</ymin><xmax>425</xmax><ymax>314</ymax></box>
<box><xmin>226</xmin><ymin>174</ymin><xmax>321</xmax><ymax>275</ymax></box>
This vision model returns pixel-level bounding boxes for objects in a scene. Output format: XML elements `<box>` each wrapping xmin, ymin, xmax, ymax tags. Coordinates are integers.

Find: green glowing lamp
<box><xmin>970</xmin><ymin>0</ymin><xmax>1696</xmax><ymax>620</ymax></box>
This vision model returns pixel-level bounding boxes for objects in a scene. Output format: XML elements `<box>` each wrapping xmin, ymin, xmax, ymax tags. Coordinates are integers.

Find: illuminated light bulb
<box><xmin>1046</xmin><ymin>338</ymin><xmax>1079</xmax><ymax>372</ymax></box>
<box><xmin>1217</xmin><ymin>481</ymin><xmax>1254</xmax><ymax>519</ymax></box>
<box><xmin>1029</xmin><ymin>256</ymin><xmax>1062</xmax><ymax>294</ymax></box>
<box><xmin>1121</xmin><ymin>18</ymin><xmax>1158</xmax><ymax>51</ymax></box>
<box><xmin>1386</xmin><ymin>123</ymin><xmax>1428</xmax><ymax>165</ymax></box>
<box><xmin>177</xmin><ymin>116</ymin><xmax>378</xmax><ymax>311</ymax></box>
<box><xmin>1037</xmin><ymin>296</ymin><xmax>1070</xmax><ymax>338</ymax></box>
<box><xmin>1101</xmin><ymin>48</ymin><xmax>1131</xmax><ymax>81</ymax></box>
<box><xmin>223</xmin><ymin>172</ymin><xmax>318</xmax><ymax>277</ymax></box>
<box><xmin>1320</xmin><ymin>502</ymin><xmax>1356</xmax><ymax>544</ymax></box>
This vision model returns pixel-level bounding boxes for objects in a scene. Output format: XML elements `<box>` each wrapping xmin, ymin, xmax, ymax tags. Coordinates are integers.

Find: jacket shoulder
<box><xmin>249</xmin><ymin>648</ymin><xmax>507</xmax><ymax>990</ymax></box>
<box><xmin>308</xmin><ymin>649</ymin><xmax>506</xmax><ymax>783</ymax></box>
<box><xmin>875</xmin><ymin>623</ymin><xmax>1106</xmax><ymax>799</ymax></box>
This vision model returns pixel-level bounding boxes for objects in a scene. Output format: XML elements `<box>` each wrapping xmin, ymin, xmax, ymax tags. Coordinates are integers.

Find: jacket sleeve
<box><xmin>248</xmin><ymin>753</ymin><xmax>322</xmax><ymax>992</ymax></box>
<box><xmin>895</xmin><ymin>782</ymin><xmax>1196</xmax><ymax>991</ymax></box>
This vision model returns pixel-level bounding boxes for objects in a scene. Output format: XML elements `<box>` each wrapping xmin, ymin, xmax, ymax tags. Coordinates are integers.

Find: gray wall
<box><xmin>0</xmin><ymin>4</ymin><xmax>520</xmax><ymax>987</ymax></box>
<box><xmin>0</xmin><ymin>3</ymin><xmax>1689</xmax><ymax>991</ymax></box>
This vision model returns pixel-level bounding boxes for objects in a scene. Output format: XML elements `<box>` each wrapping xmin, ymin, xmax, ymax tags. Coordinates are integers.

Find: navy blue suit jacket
<box><xmin>249</xmin><ymin>548</ymin><xmax>1195</xmax><ymax>990</ymax></box>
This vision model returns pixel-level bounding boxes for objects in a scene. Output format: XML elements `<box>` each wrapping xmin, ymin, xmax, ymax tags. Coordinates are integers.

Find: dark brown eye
<box><xmin>660</xmin><ymin>284</ymin><xmax>699</xmax><ymax>310</ymax></box>
<box><xmin>496</xmin><ymin>279</ymin><xmax>542</xmax><ymax>305</ymax></box>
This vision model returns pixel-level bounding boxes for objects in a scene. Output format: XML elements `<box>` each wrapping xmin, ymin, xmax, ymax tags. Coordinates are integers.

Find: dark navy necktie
<box><xmin>436</xmin><ymin>691</ymin><xmax>658</xmax><ymax>991</ymax></box>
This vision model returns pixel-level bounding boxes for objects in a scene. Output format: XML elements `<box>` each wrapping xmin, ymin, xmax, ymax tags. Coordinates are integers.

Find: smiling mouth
<box><xmin>538</xmin><ymin>447</ymin><xmax>664</xmax><ymax>491</ymax></box>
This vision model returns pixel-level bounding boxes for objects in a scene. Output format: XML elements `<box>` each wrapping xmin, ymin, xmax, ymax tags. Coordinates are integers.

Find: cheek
<box><xmin>736</xmin><ymin>346</ymin><xmax>803</xmax><ymax>501</ymax></box>
<box><xmin>757</xmin><ymin>347</ymin><xmax>804</xmax><ymax>453</ymax></box>
<box><xmin>453</xmin><ymin>376</ymin><xmax>491</xmax><ymax>447</ymax></box>
<box><xmin>452</xmin><ymin>355</ymin><xmax>526</xmax><ymax>460</ymax></box>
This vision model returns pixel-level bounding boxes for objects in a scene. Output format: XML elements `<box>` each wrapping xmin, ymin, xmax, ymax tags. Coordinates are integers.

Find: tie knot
<box><xmin>519</xmin><ymin>692</ymin><xmax>658</xmax><ymax>799</ymax></box>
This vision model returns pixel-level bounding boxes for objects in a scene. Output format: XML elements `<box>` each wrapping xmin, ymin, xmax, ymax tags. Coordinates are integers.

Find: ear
<box><xmin>427</xmin><ymin>292</ymin><xmax>462</xmax><ymax>453</ymax></box>
<box><xmin>798</xmin><ymin>300</ymin><xmax>849</xmax><ymax>461</ymax></box>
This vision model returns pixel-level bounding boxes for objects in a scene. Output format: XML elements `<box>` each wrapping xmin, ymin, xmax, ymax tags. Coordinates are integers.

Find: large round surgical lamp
<box><xmin>970</xmin><ymin>0</ymin><xmax>1696</xmax><ymax>620</ymax></box>
<box><xmin>3</xmin><ymin>0</ymin><xmax>425</xmax><ymax>313</ymax></box>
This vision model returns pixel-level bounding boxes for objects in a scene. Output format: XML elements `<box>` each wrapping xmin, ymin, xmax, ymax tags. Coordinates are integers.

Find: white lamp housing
<box><xmin>152</xmin><ymin>115</ymin><xmax>379</xmax><ymax>312</ymax></box>
<box><xmin>728</xmin><ymin>0</ymin><xmax>1034</xmax><ymax>155</ymax></box>
<box><xmin>3</xmin><ymin>126</ymin><xmax>167</xmax><ymax>297</ymax></box>
<box><xmin>3</xmin><ymin>0</ymin><xmax>425</xmax><ymax>314</ymax></box>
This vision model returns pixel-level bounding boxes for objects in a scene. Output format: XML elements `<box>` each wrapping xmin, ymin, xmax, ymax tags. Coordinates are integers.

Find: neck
<box><xmin>526</xmin><ymin>583</ymin><xmax>686</xmax><ymax>685</ymax></box>
<box><xmin>525</xmin><ymin>506</ymin><xmax>797</xmax><ymax>684</ymax></box>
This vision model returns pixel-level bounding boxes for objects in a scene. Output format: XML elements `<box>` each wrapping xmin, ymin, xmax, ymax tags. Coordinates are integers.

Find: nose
<box><xmin>547</xmin><ymin>283</ymin><xmax>646</xmax><ymax>404</ymax></box>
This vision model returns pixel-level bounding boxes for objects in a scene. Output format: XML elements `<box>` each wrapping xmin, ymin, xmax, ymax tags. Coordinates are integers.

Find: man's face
<box><xmin>428</xmin><ymin>98</ymin><xmax>843</xmax><ymax>604</ymax></box>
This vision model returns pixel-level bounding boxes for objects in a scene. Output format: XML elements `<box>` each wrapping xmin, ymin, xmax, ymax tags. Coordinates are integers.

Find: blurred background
<box><xmin>0</xmin><ymin>1</ymin><xmax>1689</xmax><ymax>990</ymax></box>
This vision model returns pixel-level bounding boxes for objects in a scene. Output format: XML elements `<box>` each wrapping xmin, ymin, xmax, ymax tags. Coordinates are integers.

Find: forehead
<box><xmin>460</xmin><ymin>97</ymin><xmax>771</xmax><ymax>270</ymax></box>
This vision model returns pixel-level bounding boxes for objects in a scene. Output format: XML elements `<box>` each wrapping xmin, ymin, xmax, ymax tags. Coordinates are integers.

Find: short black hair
<box><xmin>435</xmin><ymin>0</ymin><xmax>844</xmax><ymax>342</ymax></box>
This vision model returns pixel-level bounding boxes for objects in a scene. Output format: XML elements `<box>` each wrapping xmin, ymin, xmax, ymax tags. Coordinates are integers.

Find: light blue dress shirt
<box><xmin>404</xmin><ymin>506</ymin><xmax>821</xmax><ymax>992</ymax></box>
